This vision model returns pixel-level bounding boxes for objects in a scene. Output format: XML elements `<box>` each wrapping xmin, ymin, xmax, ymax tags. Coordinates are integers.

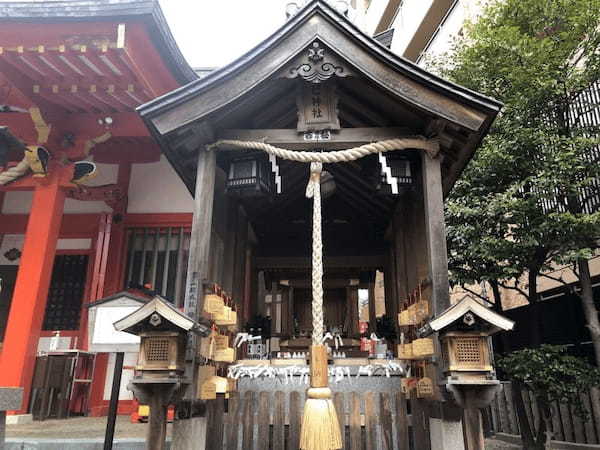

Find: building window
<box><xmin>123</xmin><ymin>227</ymin><xmax>191</xmax><ymax>306</ymax></box>
<box><xmin>43</xmin><ymin>255</ymin><xmax>89</xmax><ymax>331</ymax></box>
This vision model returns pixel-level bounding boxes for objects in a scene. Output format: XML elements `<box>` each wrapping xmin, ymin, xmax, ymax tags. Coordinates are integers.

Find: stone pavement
<box><xmin>6</xmin><ymin>416</ymin><xmax>520</xmax><ymax>449</ymax></box>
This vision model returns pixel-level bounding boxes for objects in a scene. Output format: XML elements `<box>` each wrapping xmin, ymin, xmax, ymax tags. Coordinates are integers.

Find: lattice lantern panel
<box><xmin>442</xmin><ymin>333</ymin><xmax>492</xmax><ymax>374</ymax></box>
<box><xmin>137</xmin><ymin>332</ymin><xmax>185</xmax><ymax>377</ymax></box>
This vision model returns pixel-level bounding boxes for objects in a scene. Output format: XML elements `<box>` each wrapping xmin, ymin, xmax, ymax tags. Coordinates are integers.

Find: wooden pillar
<box><xmin>368</xmin><ymin>281</ymin><xmax>377</xmax><ymax>333</ymax></box>
<box><xmin>103</xmin><ymin>162</ymin><xmax>132</xmax><ymax>295</ymax></box>
<box><xmin>421</xmin><ymin>154</ymin><xmax>465</xmax><ymax>450</ymax></box>
<box><xmin>147</xmin><ymin>393</ymin><xmax>168</xmax><ymax>450</ymax></box>
<box><xmin>0</xmin><ymin>177</ymin><xmax>65</xmax><ymax>413</ymax></box>
<box><xmin>421</xmin><ymin>154</ymin><xmax>450</xmax><ymax>314</ymax></box>
<box><xmin>345</xmin><ymin>286</ymin><xmax>359</xmax><ymax>337</ymax></box>
<box><xmin>222</xmin><ymin>200</ymin><xmax>237</xmax><ymax>294</ymax></box>
<box><xmin>384</xmin><ymin>248</ymin><xmax>399</xmax><ymax>342</ymax></box>
<box><xmin>464</xmin><ymin>408</ymin><xmax>484</xmax><ymax>450</ymax></box>
<box><xmin>232</xmin><ymin>208</ymin><xmax>248</xmax><ymax>302</ymax></box>
<box><xmin>184</xmin><ymin>147</ymin><xmax>216</xmax><ymax>319</ymax></box>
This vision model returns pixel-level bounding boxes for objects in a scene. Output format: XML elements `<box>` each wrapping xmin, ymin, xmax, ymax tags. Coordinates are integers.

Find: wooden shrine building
<box><xmin>137</xmin><ymin>1</ymin><xmax>502</xmax><ymax>449</ymax></box>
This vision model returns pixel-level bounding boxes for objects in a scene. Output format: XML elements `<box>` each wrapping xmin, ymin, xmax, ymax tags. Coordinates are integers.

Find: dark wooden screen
<box><xmin>204</xmin><ymin>390</ymin><xmax>421</xmax><ymax>450</ymax></box>
<box><xmin>124</xmin><ymin>227</ymin><xmax>190</xmax><ymax>306</ymax></box>
<box><xmin>42</xmin><ymin>254</ymin><xmax>89</xmax><ymax>331</ymax></box>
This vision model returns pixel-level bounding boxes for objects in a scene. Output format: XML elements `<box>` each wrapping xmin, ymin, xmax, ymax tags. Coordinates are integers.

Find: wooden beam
<box><xmin>254</xmin><ymin>255</ymin><xmax>385</xmax><ymax>270</ymax></box>
<box><xmin>216</xmin><ymin>127</ymin><xmax>413</xmax><ymax>150</ymax></box>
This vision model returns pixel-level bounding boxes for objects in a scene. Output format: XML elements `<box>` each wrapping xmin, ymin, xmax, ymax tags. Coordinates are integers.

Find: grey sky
<box><xmin>158</xmin><ymin>0</ymin><xmax>287</xmax><ymax>69</ymax></box>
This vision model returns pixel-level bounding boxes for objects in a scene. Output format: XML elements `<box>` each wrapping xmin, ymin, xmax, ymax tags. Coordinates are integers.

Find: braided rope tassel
<box><xmin>305</xmin><ymin>162</ymin><xmax>324</xmax><ymax>345</ymax></box>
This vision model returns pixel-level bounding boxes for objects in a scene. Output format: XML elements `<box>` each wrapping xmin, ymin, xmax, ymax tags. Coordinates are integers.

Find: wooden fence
<box><xmin>488</xmin><ymin>382</ymin><xmax>600</xmax><ymax>445</ymax></box>
<box><xmin>205</xmin><ymin>390</ymin><xmax>428</xmax><ymax>450</ymax></box>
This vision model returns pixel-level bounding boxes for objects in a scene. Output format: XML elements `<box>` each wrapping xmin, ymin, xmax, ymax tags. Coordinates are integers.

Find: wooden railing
<box><xmin>204</xmin><ymin>389</ymin><xmax>429</xmax><ymax>450</ymax></box>
<box><xmin>488</xmin><ymin>381</ymin><xmax>600</xmax><ymax>445</ymax></box>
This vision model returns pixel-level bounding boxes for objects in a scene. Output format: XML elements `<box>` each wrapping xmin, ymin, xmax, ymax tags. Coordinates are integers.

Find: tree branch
<box><xmin>499</xmin><ymin>281</ymin><xmax>530</xmax><ymax>300</ymax></box>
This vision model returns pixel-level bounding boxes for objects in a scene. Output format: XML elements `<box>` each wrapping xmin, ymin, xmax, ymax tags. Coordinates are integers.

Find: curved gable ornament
<box><xmin>282</xmin><ymin>41</ymin><xmax>354</xmax><ymax>83</ymax></box>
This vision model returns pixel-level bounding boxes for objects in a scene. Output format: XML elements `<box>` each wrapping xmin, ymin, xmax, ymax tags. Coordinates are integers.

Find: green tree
<box><xmin>437</xmin><ymin>0</ymin><xmax>600</xmax><ymax>357</ymax></box>
<box><xmin>497</xmin><ymin>345</ymin><xmax>600</xmax><ymax>449</ymax></box>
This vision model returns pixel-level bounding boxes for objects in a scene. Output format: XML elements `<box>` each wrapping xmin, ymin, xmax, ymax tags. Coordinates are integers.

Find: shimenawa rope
<box><xmin>206</xmin><ymin>136</ymin><xmax>439</xmax><ymax>162</ymax></box>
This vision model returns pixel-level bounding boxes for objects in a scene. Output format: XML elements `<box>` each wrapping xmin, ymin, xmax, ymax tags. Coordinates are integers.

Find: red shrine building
<box><xmin>0</xmin><ymin>1</ymin><xmax>199</xmax><ymax>416</ymax></box>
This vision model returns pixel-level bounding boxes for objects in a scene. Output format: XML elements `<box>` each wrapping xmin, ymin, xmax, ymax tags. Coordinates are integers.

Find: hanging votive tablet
<box><xmin>412</xmin><ymin>338</ymin><xmax>435</xmax><ymax>358</ymax></box>
<box><xmin>397</xmin><ymin>343</ymin><xmax>414</xmax><ymax>360</ymax></box>
<box><xmin>204</xmin><ymin>294</ymin><xmax>225</xmax><ymax>315</ymax></box>
<box><xmin>417</xmin><ymin>377</ymin><xmax>434</xmax><ymax>398</ymax></box>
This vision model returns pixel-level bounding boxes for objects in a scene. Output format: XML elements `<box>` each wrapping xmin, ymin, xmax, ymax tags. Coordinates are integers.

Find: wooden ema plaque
<box><xmin>196</xmin><ymin>365</ymin><xmax>216</xmax><ymax>399</ymax></box>
<box><xmin>214</xmin><ymin>306</ymin><xmax>237</xmax><ymax>326</ymax></box>
<box><xmin>401</xmin><ymin>377</ymin><xmax>417</xmax><ymax>394</ymax></box>
<box><xmin>412</xmin><ymin>338</ymin><xmax>435</xmax><ymax>358</ymax></box>
<box><xmin>214</xmin><ymin>334</ymin><xmax>229</xmax><ymax>351</ymax></box>
<box><xmin>397</xmin><ymin>343</ymin><xmax>414</xmax><ymax>360</ymax></box>
<box><xmin>199</xmin><ymin>380</ymin><xmax>217</xmax><ymax>400</ymax></box>
<box><xmin>417</xmin><ymin>377</ymin><xmax>434</xmax><ymax>398</ymax></box>
<box><xmin>213</xmin><ymin>347</ymin><xmax>235</xmax><ymax>363</ymax></box>
<box><xmin>204</xmin><ymin>294</ymin><xmax>224</xmax><ymax>315</ymax></box>
<box><xmin>198</xmin><ymin>331</ymin><xmax>216</xmax><ymax>359</ymax></box>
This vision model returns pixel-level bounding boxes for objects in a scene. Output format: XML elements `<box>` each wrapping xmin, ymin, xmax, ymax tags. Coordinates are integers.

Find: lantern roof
<box><xmin>427</xmin><ymin>297</ymin><xmax>515</xmax><ymax>335</ymax></box>
<box><xmin>87</xmin><ymin>291</ymin><xmax>149</xmax><ymax>309</ymax></box>
<box><xmin>113</xmin><ymin>295</ymin><xmax>203</xmax><ymax>336</ymax></box>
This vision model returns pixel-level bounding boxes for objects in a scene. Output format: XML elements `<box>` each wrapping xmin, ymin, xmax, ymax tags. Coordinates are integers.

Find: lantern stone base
<box><xmin>446</xmin><ymin>380</ymin><xmax>501</xmax><ymax>409</ymax></box>
<box><xmin>129</xmin><ymin>380</ymin><xmax>187</xmax><ymax>450</ymax></box>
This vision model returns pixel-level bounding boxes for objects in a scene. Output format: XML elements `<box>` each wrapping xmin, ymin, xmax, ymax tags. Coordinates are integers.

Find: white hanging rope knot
<box><xmin>206</xmin><ymin>137</ymin><xmax>440</xmax><ymax>162</ymax></box>
<box><xmin>305</xmin><ymin>162</ymin><xmax>325</xmax><ymax>345</ymax></box>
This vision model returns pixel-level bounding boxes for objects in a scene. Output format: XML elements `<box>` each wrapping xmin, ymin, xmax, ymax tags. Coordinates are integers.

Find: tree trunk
<box><xmin>577</xmin><ymin>258</ymin><xmax>600</xmax><ymax>365</ymax></box>
<box><xmin>491</xmin><ymin>280</ymin><xmax>511</xmax><ymax>353</ymax></box>
<box><xmin>528</xmin><ymin>269</ymin><xmax>542</xmax><ymax>348</ymax></box>
<box><xmin>536</xmin><ymin>396</ymin><xmax>553</xmax><ymax>450</ymax></box>
<box><xmin>512</xmin><ymin>381</ymin><xmax>536</xmax><ymax>449</ymax></box>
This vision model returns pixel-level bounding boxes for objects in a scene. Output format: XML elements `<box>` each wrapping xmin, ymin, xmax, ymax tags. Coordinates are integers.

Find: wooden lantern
<box><xmin>114</xmin><ymin>296</ymin><xmax>207</xmax><ymax>380</ymax></box>
<box><xmin>426</xmin><ymin>297</ymin><xmax>514</xmax><ymax>385</ymax></box>
<box><xmin>226</xmin><ymin>153</ymin><xmax>273</xmax><ymax>198</ymax></box>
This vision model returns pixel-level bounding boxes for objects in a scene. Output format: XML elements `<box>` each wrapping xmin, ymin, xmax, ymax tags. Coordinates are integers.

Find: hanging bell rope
<box><xmin>300</xmin><ymin>161</ymin><xmax>342</xmax><ymax>450</ymax></box>
<box><xmin>208</xmin><ymin>137</ymin><xmax>438</xmax><ymax>450</ymax></box>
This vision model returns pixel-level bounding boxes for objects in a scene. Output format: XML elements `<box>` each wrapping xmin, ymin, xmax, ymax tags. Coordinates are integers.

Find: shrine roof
<box><xmin>0</xmin><ymin>0</ymin><xmax>196</xmax><ymax>86</ymax></box>
<box><xmin>138</xmin><ymin>0</ymin><xmax>501</xmax><ymax>129</ymax></box>
<box><xmin>137</xmin><ymin>0</ymin><xmax>502</xmax><ymax>198</ymax></box>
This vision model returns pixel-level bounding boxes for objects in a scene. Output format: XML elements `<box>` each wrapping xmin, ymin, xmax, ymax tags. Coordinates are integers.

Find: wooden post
<box><xmin>0</xmin><ymin>176</ymin><xmax>65</xmax><ymax>413</ymax></box>
<box><xmin>172</xmin><ymin>145</ymin><xmax>216</xmax><ymax>450</ymax></box>
<box><xmin>147</xmin><ymin>390</ymin><xmax>168</xmax><ymax>450</ymax></box>
<box><xmin>421</xmin><ymin>154</ymin><xmax>450</xmax><ymax>315</ymax></box>
<box><xmin>421</xmin><ymin>153</ymin><xmax>465</xmax><ymax>450</ymax></box>
<box><xmin>184</xmin><ymin>147</ymin><xmax>217</xmax><ymax>319</ymax></box>
<box><xmin>464</xmin><ymin>408</ymin><xmax>484</xmax><ymax>450</ymax></box>
<box><xmin>103</xmin><ymin>351</ymin><xmax>124</xmax><ymax>450</ymax></box>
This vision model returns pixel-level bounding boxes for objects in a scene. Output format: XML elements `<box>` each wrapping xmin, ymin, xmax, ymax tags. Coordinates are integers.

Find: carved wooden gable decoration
<box><xmin>279</xmin><ymin>40</ymin><xmax>355</xmax><ymax>131</ymax></box>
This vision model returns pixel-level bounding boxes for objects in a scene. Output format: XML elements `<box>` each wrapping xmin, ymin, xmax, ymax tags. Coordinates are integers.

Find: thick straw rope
<box><xmin>206</xmin><ymin>137</ymin><xmax>439</xmax><ymax>162</ymax></box>
<box><xmin>305</xmin><ymin>162</ymin><xmax>324</xmax><ymax>345</ymax></box>
<box><xmin>0</xmin><ymin>158</ymin><xmax>29</xmax><ymax>185</ymax></box>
